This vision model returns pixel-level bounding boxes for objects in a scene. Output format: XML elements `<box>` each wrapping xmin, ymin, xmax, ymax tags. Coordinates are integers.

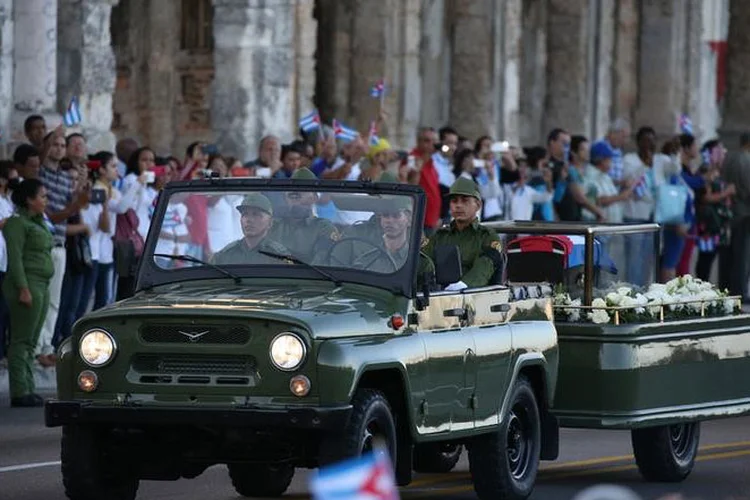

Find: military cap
<box><xmin>291</xmin><ymin>167</ymin><xmax>317</xmax><ymax>180</ymax></box>
<box><xmin>377</xmin><ymin>171</ymin><xmax>400</xmax><ymax>183</ymax></box>
<box><xmin>449</xmin><ymin>177</ymin><xmax>481</xmax><ymax>201</ymax></box>
<box><xmin>379</xmin><ymin>196</ymin><xmax>412</xmax><ymax>214</ymax></box>
<box><xmin>237</xmin><ymin>192</ymin><xmax>273</xmax><ymax>215</ymax></box>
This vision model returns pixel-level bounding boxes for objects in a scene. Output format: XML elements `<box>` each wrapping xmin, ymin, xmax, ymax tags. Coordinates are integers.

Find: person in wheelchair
<box><xmin>423</xmin><ymin>177</ymin><xmax>503</xmax><ymax>291</ymax></box>
<box><xmin>269</xmin><ymin>167</ymin><xmax>339</xmax><ymax>262</ymax></box>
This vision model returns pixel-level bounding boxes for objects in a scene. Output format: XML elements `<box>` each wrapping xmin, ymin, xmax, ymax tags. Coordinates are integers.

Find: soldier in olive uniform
<box><xmin>342</xmin><ymin>170</ymin><xmax>400</xmax><ymax>243</ymax></box>
<box><xmin>269</xmin><ymin>167</ymin><xmax>339</xmax><ymax>262</ymax></box>
<box><xmin>212</xmin><ymin>193</ymin><xmax>290</xmax><ymax>265</ymax></box>
<box><xmin>423</xmin><ymin>177</ymin><xmax>503</xmax><ymax>290</ymax></box>
<box><xmin>332</xmin><ymin>197</ymin><xmax>435</xmax><ymax>288</ymax></box>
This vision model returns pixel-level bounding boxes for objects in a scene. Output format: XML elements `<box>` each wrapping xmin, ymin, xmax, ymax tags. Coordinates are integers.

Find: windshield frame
<box><xmin>135</xmin><ymin>177</ymin><xmax>426</xmax><ymax>297</ymax></box>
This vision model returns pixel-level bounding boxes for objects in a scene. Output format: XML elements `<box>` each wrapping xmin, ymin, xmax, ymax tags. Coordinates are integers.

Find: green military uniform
<box><xmin>423</xmin><ymin>177</ymin><xmax>503</xmax><ymax>288</ymax></box>
<box><xmin>342</xmin><ymin>172</ymin><xmax>401</xmax><ymax>243</ymax></box>
<box><xmin>212</xmin><ymin>193</ymin><xmax>291</xmax><ymax>265</ymax></box>
<box><xmin>2</xmin><ymin>209</ymin><xmax>54</xmax><ymax>399</ymax></box>
<box><xmin>269</xmin><ymin>168</ymin><xmax>339</xmax><ymax>261</ymax></box>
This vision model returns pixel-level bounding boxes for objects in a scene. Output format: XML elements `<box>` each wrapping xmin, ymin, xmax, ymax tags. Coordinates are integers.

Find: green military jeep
<box><xmin>45</xmin><ymin>179</ymin><xmax>559</xmax><ymax>500</ymax></box>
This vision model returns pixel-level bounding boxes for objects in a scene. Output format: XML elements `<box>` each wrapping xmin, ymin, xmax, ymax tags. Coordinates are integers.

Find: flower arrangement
<box><xmin>553</xmin><ymin>275</ymin><xmax>741</xmax><ymax>324</ymax></box>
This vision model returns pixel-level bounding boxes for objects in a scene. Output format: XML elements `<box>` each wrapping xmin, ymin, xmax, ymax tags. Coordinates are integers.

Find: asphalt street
<box><xmin>2</xmin><ymin>393</ymin><xmax>750</xmax><ymax>500</ymax></box>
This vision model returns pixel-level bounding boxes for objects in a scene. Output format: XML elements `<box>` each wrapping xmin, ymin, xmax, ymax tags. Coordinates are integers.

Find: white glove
<box><xmin>444</xmin><ymin>281</ymin><xmax>468</xmax><ymax>291</ymax></box>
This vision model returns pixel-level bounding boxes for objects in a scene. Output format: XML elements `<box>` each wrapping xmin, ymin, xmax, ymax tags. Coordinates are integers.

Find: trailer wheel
<box><xmin>227</xmin><ymin>463</ymin><xmax>294</xmax><ymax>497</ymax></box>
<box><xmin>631</xmin><ymin>422</ymin><xmax>701</xmax><ymax>482</ymax></box>
<box><xmin>413</xmin><ymin>443</ymin><xmax>462</xmax><ymax>473</ymax></box>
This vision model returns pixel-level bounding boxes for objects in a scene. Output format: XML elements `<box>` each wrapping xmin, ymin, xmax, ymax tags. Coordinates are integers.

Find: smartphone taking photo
<box><xmin>90</xmin><ymin>188</ymin><xmax>106</xmax><ymax>204</ymax></box>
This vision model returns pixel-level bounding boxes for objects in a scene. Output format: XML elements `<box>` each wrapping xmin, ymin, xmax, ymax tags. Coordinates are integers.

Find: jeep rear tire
<box><xmin>319</xmin><ymin>389</ymin><xmax>397</xmax><ymax>467</ymax></box>
<box><xmin>227</xmin><ymin>463</ymin><xmax>294</xmax><ymax>497</ymax></box>
<box><xmin>413</xmin><ymin>443</ymin><xmax>463</xmax><ymax>473</ymax></box>
<box><xmin>468</xmin><ymin>376</ymin><xmax>541</xmax><ymax>500</ymax></box>
<box><xmin>61</xmin><ymin>425</ymin><xmax>139</xmax><ymax>500</ymax></box>
<box><xmin>631</xmin><ymin>422</ymin><xmax>701</xmax><ymax>482</ymax></box>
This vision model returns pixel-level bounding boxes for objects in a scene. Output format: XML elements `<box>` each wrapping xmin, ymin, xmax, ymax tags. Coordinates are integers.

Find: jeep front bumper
<box><xmin>45</xmin><ymin>400</ymin><xmax>352</xmax><ymax>430</ymax></box>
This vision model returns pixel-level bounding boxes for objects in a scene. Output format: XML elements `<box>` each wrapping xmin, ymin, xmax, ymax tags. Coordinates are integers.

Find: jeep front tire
<box><xmin>61</xmin><ymin>425</ymin><xmax>139</xmax><ymax>500</ymax></box>
<box><xmin>227</xmin><ymin>463</ymin><xmax>294</xmax><ymax>497</ymax></box>
<box><xmin>319</xmin><ymin>388</ymin><xmax>397</xmax><ymax>466</ymax></box>
<box><xmin>468</xmin><ymin>376</ymin><xmax>541</xmax><ymax>500</ymax></box>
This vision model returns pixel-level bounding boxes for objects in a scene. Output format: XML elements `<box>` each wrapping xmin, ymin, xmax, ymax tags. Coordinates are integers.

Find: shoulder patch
<box><xmin>490</xmin><ymin>240</ymin><xmax>502</xmax><ymax>252</ymax></box>
<box><xmin>330</xmin><ymin>228</ymin><xmax>341</xmax><ymax>241</ymax></box>
<box><xmin>421</xmin><ymin>235</ymin><xmax>429</xmax><ymax>249</ymax></box>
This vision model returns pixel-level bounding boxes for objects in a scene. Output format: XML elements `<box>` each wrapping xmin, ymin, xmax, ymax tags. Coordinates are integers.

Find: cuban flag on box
<box><xmin>333</xmin><ymin>119</ymin><xmax>360</xmax><ymax>143</ymax></box>
<box><xmin>63</xmin><ymin>96</ymin><xmax>82</xmax><ymax>127</ymax></box>
<box><xmin>368</xmin><ymin>120</ymin><xmax>380</xmax><ymax>147</ymax></box>
<box><xmin>299</xmin><ymin>109</ymin><xmax>321</xmax><ymax>133</ymax></box>
<box><xmin>310</xmin><ymin>451</ymin><xmax>399</xmax><ymax>500</ymax></box>
<box><xmin>370</xmin><ymin>79</ymin><xmax>385</xmax><ymax>99</ymax></box>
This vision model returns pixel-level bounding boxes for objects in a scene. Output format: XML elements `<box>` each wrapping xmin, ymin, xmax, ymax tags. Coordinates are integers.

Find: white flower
<box><xmin>565</xmin><ymin>298</ymin><xmax>582</xmax><ymax>322</ymax></box>
<box><xmin>589</xmin><ymin>309</ymin><xmax>611</xmax><ymax>324</ymax></box>
<box><xmin>724</xmin><ymin>298</ymin><xmax>737</xmax><ymax>315</ymax></box>
<box><xmin>606</xmin><ymin>292</ymin><xmax>622</xmax><ymax>306</ymax></box>
<box><xmin>592</xmin><ymin>298</ymin><xmax>607</xmax><ymax>309</ymax></box>
<box><xmin>617</xmin><ymin>287</ymin><xmax>633</xmax><ymax>297</ymax></box>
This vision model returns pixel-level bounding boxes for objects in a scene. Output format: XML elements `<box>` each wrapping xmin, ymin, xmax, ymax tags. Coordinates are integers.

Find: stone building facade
<box><xmin>0</xmin><ymin>0</ymin><xmax>745</xmax><ymax>160</ymax></box>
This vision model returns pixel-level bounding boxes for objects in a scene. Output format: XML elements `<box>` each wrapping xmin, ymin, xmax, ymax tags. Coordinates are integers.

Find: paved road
<box><xmin>2</xmin><ymin>394</ymin><xmax>750</xmax><ymax>500</ymax></box>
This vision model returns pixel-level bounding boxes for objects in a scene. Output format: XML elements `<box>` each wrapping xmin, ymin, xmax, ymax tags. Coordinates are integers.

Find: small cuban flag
<box><xmin>299</xmin><ymin>109</ymin><xmax>321</xmax><ymax>133</ymax></box>
<box><xmin>309</xmin><ymin>450</ymin><xmax>399</xmax><ymax>500</ymax></box>
<box><xmin>333</xmin><ymin>119</ymin><xmax>360</xmax><ymax>143</ymax></box>
<box><xmin>63</xmin><ymin>96</ymin><xmax>82</xmax><ymax>127</ymax></box>
<box><xmin>368</xmin><ymin>120</ymin><xmax>380</xmax><ymax>147</ymax></box>
<box><xmin>679</xmin><ymin>114</ymin><xmax>693</xmax><ymax>135</ymax></box>
<box><xmin>370</xmin><ymin>79</ymin><xmax>385</xmax><ymax>99</ymax></box>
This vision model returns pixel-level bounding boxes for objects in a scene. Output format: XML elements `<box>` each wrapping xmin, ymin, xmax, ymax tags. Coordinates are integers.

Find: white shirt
<box><xmin>207</xmin><ymin>194</ymin><xmax>244</xmax><ymax>254</ymax></box>
<box><xmin>331</xmin><ymin>157</ymin><xmax>362</xmax><ymax>181</ymax></box>
<box><xmin>509</xmin><ymin>183</ymin><xmax>553</xmax><ymax>221</ymax></box>
<box><xmin>582</xmin><ymin>165</ymin><xmax>624</xmax><ymax>223</ymax></box>
<box><xmin>0</xmin><ymin>195</ymin><xmax>14</xmax><ymax>272</ymax></box>
<box><xmin>433</xmin><ymin>153</ymin><xmax>455</xmax><ymax>187</ymax></box>
<box><xmin>621</xmin><ymin>153</ymin><xmax>679</xmax><ymax>221</ymax></box>
<box><xmin>124</xmin><ymin>173</ymin><xmax>158</xmax><ymax>241</ymax></box>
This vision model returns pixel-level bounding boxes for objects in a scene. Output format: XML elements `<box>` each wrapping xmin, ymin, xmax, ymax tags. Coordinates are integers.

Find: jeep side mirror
<box><xmin>434</xmin><ymin>245</ymin><xmax>462</xmax><ymax>287</ymax></box>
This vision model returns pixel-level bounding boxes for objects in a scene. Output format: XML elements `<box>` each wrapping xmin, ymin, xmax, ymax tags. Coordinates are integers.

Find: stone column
<box><xmin>518</xmin><ymin>0</ymin><xmax>547</xmax><ymax>145</ymax></box>
<box><xmin>544</xmin><ymin>0</ymin><xmax>592</xmax><ymax>137</ymax></box>
<box><xmin>419</xmin><ymin>0</ymin><xmax>450</xmax><ymax>131</ymax></box>
<box><xmin>58</xmin><ymin>0</ymin><xmax>119</xmax><ymax>152</ymax></box>
<box><xmin>0</xmin><ymin>0</ymin><xmax>13</xmax><ymax>145</ymax></box>
<box><xmin>294</xmin><ymin>0</ymin><xmax>317</xmax><ymax>125</ymax></box>
<box><xmin>720</xmin><ymin>0</ymin><xmax>748</xmax><ymax>146</ymax></box>
<box><xmin>497</xmin><ymin>0</ymin><xmax>522</xmax><ymax>145</ymax></box>
<box><xmin>382</xmin><ymin>0</ymin><xmax>421</xmax><ymax>147</ymax></box>
<box><xmin>212</xmin><ymin>0</ymin><xmax>296</xmax><ymax>161</ymax></box>
<box><xmin>634</xmin><ymin>0</ymin><xmax>690</xmax><ymax>141</ymax></box>
<box><xmin>611</xmin><ymin>0</ymin><xmax>639</xmax><ymax>130</ymax></box>
<box><xmin>313</xmin><ymin>0</ymin><xmax>352</xmax><ymax>125</ymax></box>
<box><xmin>13</xmin><ymin>0</ymin><xmax>58</xmax><ymax>132</ymax></box>
<box><xmin>449</xmin><ymin>0</ymin><xmax>496</xmax><ymax>141</ymax></box>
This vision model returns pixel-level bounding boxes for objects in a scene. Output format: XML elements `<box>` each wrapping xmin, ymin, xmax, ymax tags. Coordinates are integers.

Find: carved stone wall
<box><xmin>0</xmin><ymin>0</ymin><xmax>12</xmax><ymax>143</ymax></box>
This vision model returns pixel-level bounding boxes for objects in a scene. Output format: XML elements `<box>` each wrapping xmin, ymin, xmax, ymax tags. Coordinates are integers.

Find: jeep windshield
<box><xmin>137</xmin><ymin>180</ymin><xmax>425</xmax><ymax>296</ymax></box>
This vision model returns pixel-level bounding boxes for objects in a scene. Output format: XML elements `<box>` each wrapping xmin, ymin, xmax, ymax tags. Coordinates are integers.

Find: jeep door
<box><xmin>414</xmin><ymin>292</ymin><xmax>477</xmax><ymax>434</ymax></box>
<box><xmin>460</xmin><ymin>286</ymin><xmax>513</xmax><ymax>428</ymax></box>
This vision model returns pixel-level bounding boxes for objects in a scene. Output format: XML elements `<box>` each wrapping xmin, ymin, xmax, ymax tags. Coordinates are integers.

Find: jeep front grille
<box><xmin>139</xmin><ymin>324</ymin><xmax>251</xmax><ymax>345</ymax></box>
<box><xmin>131</xmin><ymin>354</ymin><xmax>257</xmax><ymax>386</ymax></box>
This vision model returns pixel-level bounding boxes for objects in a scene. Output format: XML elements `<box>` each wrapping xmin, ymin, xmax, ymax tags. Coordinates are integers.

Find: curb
<box><xmin>0</xmin><ymin>364</ymin><xmax>57</xmax><ymax>396</ymax></box>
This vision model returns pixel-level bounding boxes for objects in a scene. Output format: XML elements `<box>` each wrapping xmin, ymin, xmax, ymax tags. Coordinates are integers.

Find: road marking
<box><xmin>0</xmin><ymin>461</ymin><xmax>61</xmax><ymax>474</ymax></box>
<box><xmin>407</xmin><ymin>438</ymin><xmax>750</xmax><ymax>488</ymax></box>
<box><xmin>401</xmin><ymin>447</ymin><xmax>750</xmax><ymax>498</ymax></box>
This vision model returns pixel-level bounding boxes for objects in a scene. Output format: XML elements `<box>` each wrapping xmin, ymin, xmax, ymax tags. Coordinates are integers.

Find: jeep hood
<box><xmin>85</xmin><ymin>282</ymin><xmax>404</xmax><ymax>338</ymax></box>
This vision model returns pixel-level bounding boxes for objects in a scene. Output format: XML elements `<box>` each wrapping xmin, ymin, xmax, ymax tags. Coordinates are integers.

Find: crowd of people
<box><xmin>0</xmin><ymin>111</ymin><xmax>748</xmax><ymax>406</ymax></box>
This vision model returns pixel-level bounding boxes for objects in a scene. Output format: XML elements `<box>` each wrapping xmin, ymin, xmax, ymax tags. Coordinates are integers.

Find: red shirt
<box><xmin>419</xmin><ymin>159</ymin><xmax>441</xmax><ymax>229</ymax></box>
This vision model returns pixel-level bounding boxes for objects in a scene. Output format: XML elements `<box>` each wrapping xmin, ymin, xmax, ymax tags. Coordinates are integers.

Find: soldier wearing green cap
<box><xmin>212</xmin><ymin>192</ymin><xmax>291</xmax><ymax>265</ymax></box>
<box><xmin>268</xmin><ymin>168</ymin><xmax>340</xmax><ymax>262</ymax></box>
<box><xmin>331</xmin><ymin>196</ymin><xmax>435</xmax><ymax>288</ymax></box>
<box><xmin>423</xmin><ymin>177</ymin><xmax>502</xmax><ymax>290</ymax></box>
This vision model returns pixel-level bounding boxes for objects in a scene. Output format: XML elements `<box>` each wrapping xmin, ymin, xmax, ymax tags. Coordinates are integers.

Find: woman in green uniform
<box><xmin>3</xmin><ymin>179</ymin><xmax>53</xmax><ymax>407</ymax></box>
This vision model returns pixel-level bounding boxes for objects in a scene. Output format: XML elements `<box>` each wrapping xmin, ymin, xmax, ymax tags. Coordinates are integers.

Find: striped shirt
<box><xmin>39</xmin><ymin>164</ymin><xmax>74</xmax><ymax>245</ymax></box>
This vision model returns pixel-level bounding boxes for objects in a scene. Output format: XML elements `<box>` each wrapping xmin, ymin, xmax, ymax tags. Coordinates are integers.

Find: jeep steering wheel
<box><xmin>325</xmin><ymin>237</ymin><xmax>398</xmax><ymax>272</ymax></box>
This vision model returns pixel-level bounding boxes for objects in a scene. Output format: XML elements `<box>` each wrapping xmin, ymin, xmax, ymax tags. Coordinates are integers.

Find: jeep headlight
<box><xmin>269</xmin><ymin>333</ymin><xmax>306</xmax><ymax>371</ymax></box>
<box><xmin>79</xmin><ymin>329</ymin><xmax>116</xmax><ymax>367</ymax></box>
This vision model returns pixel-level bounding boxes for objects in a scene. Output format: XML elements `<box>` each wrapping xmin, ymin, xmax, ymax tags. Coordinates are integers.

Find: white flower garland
<box><xmin>553</xmin><ymin>275</ymin><xmax>739</xmax><ymax>324</ymax></box>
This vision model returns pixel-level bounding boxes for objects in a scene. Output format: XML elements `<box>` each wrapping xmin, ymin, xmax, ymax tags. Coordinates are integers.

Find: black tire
<box><xmin>413</xmin><ymin>443</ymin><xmax>463</xmax><ymax>473</ymax></box>
<box><xmin>61</xmin><ymin>425</ymin><xmax>139</xmax><ymax>500</ymax></box>
<box><xmin>631</xmin><ymin>422</ymin><xmax>701</xmax><ymax>482</ymax></box>
<box><xmin>227</xmin><ymin>463</ymin><xmax>294</xmax><ymax>497</ymax></box>
<box><xmin>319</xmin><ymin>389</ymin><xmax>397</xmax><ymax>467</ymax></box>
<box><xmin>468</xmin><ymin>376</ymin><xmax>541</xmax><ymax>500</ymax></box>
